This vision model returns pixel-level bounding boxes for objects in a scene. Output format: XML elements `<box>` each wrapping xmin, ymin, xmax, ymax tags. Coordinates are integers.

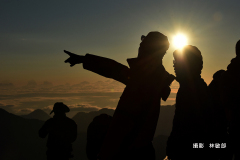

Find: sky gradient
<box><xmin>1</xmin><ymin>0</ymin><xmax>240</xmax><ymax>115</ymax></box>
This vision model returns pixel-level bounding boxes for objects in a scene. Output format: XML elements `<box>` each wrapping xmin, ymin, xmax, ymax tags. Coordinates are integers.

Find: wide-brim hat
<box><xmin>50</xmin><ymin>102</ymin><xmax>70</xmax><ymax>115</ymax></box>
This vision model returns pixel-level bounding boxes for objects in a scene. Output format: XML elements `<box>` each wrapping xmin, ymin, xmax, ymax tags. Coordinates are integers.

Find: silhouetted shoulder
<box><xmin>45</xmin><ymin>118</ymin><xmax>54</xmax><ymax>123</ymax></box>
<box><xmin>208</xmin><ymin>70</ymin><xmax>225</xmax><ymax>95</ymax></box>
<box><xmin>66</xmin><ymin>117</ymin><xmax>77</xmax><ymax>126</ymax></box>
<box><xmin>226</xmin><ymin>57</ymin><xmax>240</xmax><ymax>78</ymax></box>
<box><xmin>213</xmin><ymin>70</ymin><xmax>225</xmax><ymax>79</ymax></box>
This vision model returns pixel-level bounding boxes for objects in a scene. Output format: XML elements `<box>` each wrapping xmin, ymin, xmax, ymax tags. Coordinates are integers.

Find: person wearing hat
<box><xmin>39</xmin><ymin>102</ymin><xmax>77</xmax><ymax>160</ymax></box>
<box><xmin>64</xmin><ymin>31</ymin><xmax>175</xmax><ymax>160</ymax></box>
<box><xmin>165</xmin><ymin>45</ymin><xmax>212</xmax><ymax>160</ymax></box>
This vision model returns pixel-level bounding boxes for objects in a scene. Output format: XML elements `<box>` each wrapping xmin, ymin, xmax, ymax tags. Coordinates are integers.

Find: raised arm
<box><xmin>64</xmin><ymin>50</ymin><xmax>130</xmax><ymax>85</ymax></box>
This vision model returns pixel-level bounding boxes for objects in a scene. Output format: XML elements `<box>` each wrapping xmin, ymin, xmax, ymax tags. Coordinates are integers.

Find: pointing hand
<box><xmin>64</xmin><ymin>50</ymin><xmax>85</xmax><ymax>67</ymax></box>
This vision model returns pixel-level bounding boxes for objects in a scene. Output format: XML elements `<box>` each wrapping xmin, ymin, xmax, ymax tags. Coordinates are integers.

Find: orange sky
<box><xmin>1</xmin><ymin>1</ymin><xmax>240</xmax><ymax>87</ymax></box>
<box><xmin>1</xmin><ymin>0</ymin><xmax>240</xmax><ymax>115</ymax></box>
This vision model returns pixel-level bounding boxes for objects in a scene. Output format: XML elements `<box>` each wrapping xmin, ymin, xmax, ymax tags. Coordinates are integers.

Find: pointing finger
<box><xmin>64</xmin><ymin>50</ymin><xmax>74</xmax><ymax>56</ymax></box>
<box><xmin>64</xmin><ymin>58</ymin><xmax>70</xmax><ymax>63</ymax></box>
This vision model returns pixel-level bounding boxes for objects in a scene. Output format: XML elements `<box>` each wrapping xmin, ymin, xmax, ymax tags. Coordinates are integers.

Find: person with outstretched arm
<box><xmin>64</xmin><ymin>32</ymin><xmax>175</xmax><ymax>160</ymax></box>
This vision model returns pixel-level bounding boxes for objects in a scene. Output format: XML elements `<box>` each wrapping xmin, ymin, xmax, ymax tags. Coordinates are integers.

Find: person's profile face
<box><xmin>138</xmin><ymin>35</ymin><xmax>146</xmax><ymax>58</ymax></box>
<box><xmin>173</xmin><ymin>50</ymin><xmax>186</xmax><ymax>77</ymax></box>
<box><xmin>173</xmin><ymin>59</ymin><xmax>179</xmax><ymax>75</ymax></box>
<box><xmin>138</xmin><ymin>42</ymin><xmax>144</xmax><ymax>58</ymax></box>
<box><xmin>138</xmin><ymin>38</ymin><xmax>151</xmax><ymax>58</ymax></box>
<box><xmin>173</xmin><ymin>58</ymin><xmax>186</xmax><ymax>78</ymax></box>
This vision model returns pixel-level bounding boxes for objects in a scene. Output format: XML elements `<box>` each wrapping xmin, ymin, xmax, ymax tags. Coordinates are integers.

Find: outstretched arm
<box><xmin>64</xmin><ymin>50</ymin><xmax>130</xmax><ymax>85</ymax></box>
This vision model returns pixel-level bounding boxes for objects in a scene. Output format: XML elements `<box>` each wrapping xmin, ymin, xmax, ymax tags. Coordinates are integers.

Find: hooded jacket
<box><xmin>82</xmin><ymin>53</ymin><xmax>174</xmax><ymax>160</ymax></box>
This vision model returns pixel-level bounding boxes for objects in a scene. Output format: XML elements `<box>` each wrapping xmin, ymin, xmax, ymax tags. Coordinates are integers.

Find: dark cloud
<box><xmin>72</xmin><ymin>81</ymin><xmax>90</xmax><ymax>87</ymax></box>
<box><xmin>25</xmin><ymin>80</ymin><xmax>37</xmax><ymax>88</ymax></box>
<box><xmin>40</xmin><ymin>81</ymin><xmax>53</xmax><ymax>88</ymax></box>
<box><xmin>0</xmin><ymin>104</ymin><xmax>15</xmax><ymax>113</ymax></box>
<box><xmin>19</xmin><ymin>108</ymin><xmax>34</xmax><ymax>114</ymax></box>
<box><xmin>69</xmin><ymin>104</ymin><xmax>101</xmax><ymax>112</ymax></box>
<box><xmin>0</xmin><ymin>104</ymin><xmax>14</xmax><ymax>108</ymax></box>
<box><xmin>42</xmin><ymin>106</ymin><xmax>52</xmax><ymax>114</ymax></box>
<box><xmin>0</xmin><ymin>82</ymin><xmax>14</xmax><ymax>88</ymax></box>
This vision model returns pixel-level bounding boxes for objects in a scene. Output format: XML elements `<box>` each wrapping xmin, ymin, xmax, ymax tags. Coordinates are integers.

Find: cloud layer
<box><xmin>0</xmin><ymin>80</ymin><xmax>177</xmax><ymax>115</ymax></box>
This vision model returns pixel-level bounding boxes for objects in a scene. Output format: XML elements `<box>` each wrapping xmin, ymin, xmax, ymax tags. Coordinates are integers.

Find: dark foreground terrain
<box><xmin>0</xmin><ymin>106</ymin><xmax>174</xmax><ymax>160</ymax></box>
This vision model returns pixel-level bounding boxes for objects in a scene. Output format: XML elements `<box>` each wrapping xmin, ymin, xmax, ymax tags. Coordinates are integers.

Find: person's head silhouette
<box><xmin>235</xmin><ymin>40</ymin><xmax>240</xmax><ymax>57</ymax></box>
<box><xmin>173</xmin><ymin>45</ymin><xmax>203</xmax><ymax>81</ymax></box>
<box><xmin>50</xmin><ymin>102</ymin><xmax>70</xmax><ymax>116</ymax></box>
<box><xmin>138</xmin><ymin>31</ymin><xmax>169</xmax><ymax>59</ymax></box>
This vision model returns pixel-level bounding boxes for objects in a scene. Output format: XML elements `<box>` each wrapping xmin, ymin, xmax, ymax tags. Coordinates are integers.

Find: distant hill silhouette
<box><xmin>0</xmin><ymin>108</ymin><xmax>88</xmax><ymax>160</ymax></box>
<box><xmin>71</xmin><ymin>106</ymin><xmax>175</xmax><ymax>137</ymax></box>
<box><xmin>71</xmin><ymin>106</ymin><xmax>175</xmax><ymax>159</ymax></box>
<box><xmin>0</xmin><ymin>105</ymin><xmax>175</xmax><ymax>160</ymax></box>
<box><xmin>72</xmin><ymin>108</ymin><xmax>114</xmax><ymax>133</ymax></box>
<box><xmin>21</xmin><ymin>109</ymin><xmax>51</xmax><ymax>121</ymax></box>
<box><xmin>0</xmin><ymin>108</ymin><xmax>115</xmax><ymax>160</ymax></box>
<box><xmin>0</xmin><ymin>108</ymin><xmax>46</xmax><ymax>160</ymax></box>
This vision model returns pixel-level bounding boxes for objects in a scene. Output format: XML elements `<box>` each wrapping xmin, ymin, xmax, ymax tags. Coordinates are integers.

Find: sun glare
<box><xmin>173</xmin><ymin>34</ymin><xmax>188</xmax><ymax>49</ymax></box>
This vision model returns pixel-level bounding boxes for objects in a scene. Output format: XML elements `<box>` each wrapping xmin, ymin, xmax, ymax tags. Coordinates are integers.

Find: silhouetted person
<box><xmin>225</xmin><ymin>40</ymin><xmax>240</xmax><ymax>160</ymax></box>
<box><xmin>39</xmin><ymin>102</ymin><xmax>77</xmax><ymax>160</ymax></box>
<box><xmin>208</xmin><ymin>70</ymin><xmax>231</xmax><ymax>160</ymax></box>
<box><xmin>166</xmin><ymin>45</ymin><xmax>209</xmax><ymax>160</ymax></box>
<box><xmin>211</xmin><ymin>40</ymin><xmax>240</xmax><ymax>160</ymax></box>
<box><xmin>86</xmin><ymin>114</ymin><xmax>112</xmax><ymax>160</ymax></box>
<box><xmin>64</xmin><ymin>31</ymin><xmax>175</xmax><ymax>160</ymax></box>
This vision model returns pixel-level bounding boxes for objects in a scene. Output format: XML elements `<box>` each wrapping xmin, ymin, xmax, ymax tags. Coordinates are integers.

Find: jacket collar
<box><xmin>127</xmin><ymin>56</ymin><xmax>163</xmax><ymax>70</ymax></box>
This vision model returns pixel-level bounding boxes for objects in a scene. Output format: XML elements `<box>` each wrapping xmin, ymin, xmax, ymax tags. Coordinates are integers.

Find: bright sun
<box><xmin>173</xmin><ymin>34</ymin><xmax>188</xmax><ymax>49</ymax></box>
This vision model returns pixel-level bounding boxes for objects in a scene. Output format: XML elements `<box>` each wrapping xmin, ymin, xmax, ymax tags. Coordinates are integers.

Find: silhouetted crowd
<box><xmin>39</xmin><ymin>32</ymin><xmax>240</xmax><ymax>160</ymax></box>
